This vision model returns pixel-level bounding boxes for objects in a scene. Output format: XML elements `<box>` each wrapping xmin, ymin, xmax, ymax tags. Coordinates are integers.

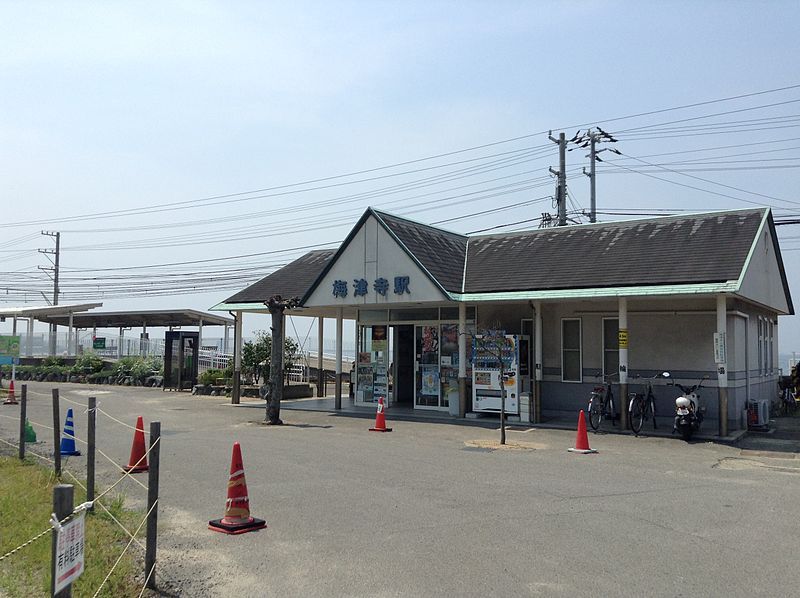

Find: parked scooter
<box><xmin>665</xmin><ymin>372</ymin><xmax>707</xmax><ymax>440</ymax></box>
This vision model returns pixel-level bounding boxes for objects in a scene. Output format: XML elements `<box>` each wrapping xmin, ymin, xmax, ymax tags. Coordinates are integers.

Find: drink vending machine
<box><xmin>472</xmin><ymin>334</ymin><xmax>528</xmax><ymax>414</ymax></box>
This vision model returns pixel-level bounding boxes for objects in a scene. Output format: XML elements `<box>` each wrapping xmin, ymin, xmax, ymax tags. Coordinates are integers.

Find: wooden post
<box><xmin>52</xmin><ymin>388</ymin><xmax>61</xmax><ymax>477</ymax></box>
<box><xmin>87</xmin><ymin>397</ymin><xmax>96</xmax><ymax>512</ymax></box>
<box><xmin>51</xmin><ymin>484</ymin><xmax>74</xmax><ymax>597</ymax></box>
<box><xmin>18</xmin><ymin>384</ymin><xmax>27</xmax><ymax>460</ymax></box>
<box><xmin>145</xmin><ymin>421</ymin><xmax>161</xmax><ymax>590</ymax></box>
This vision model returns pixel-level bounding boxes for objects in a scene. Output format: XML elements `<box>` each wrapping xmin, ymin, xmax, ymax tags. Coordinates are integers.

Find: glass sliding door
<box><xmin>415</xmin><ymin>325</ymin><xmax>440</xmax><ymax>408</ymax></box>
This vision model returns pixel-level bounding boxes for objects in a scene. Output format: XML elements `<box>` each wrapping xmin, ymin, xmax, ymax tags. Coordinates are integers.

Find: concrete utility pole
<box><xmin>575</xmin><ymin>128</ymin><xmax>618</xmax><ymax>224</ymax></box>
<box><xmin>549</xmin><ymin>131</ymin><xmax>567</xmax><ymax>226</ymax></box>
<box><xmin>39</xmin><ymin>231</ymin><xmax>60</xmax><ymax>355</ymax></box>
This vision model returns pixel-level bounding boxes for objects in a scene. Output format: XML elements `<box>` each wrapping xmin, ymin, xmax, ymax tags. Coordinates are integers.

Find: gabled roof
<box><xmin>464</xmin><ymin>208</ymin><xmax>765</xmax><ymax>293</ymax></box>
<box><xmin>372</xmin><ymin>210</ymin><xmax>467</xmax><ymax>293</ymax></box>
<box><xmin>211</xmin><ymin>206</ymin><xmax>792</xmax><ymax>314</ymax></box>
<box><xmin>222</xmin><ymin>249</ymin><xmax>335</xmax><ymax>306</ymax></box>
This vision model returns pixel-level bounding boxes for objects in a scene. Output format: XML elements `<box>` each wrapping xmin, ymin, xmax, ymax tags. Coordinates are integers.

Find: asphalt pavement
<box><xmin>1</xmin><ymin>381</ymin><xmax>799</xmax><ymax>597</ymax></box>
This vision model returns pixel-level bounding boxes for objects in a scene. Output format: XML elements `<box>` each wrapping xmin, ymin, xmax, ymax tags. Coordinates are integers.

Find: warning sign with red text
<box><xmin>55</xmin><ymin>511</ymin><xmax>85</xmax><ymax>593</ymax></box>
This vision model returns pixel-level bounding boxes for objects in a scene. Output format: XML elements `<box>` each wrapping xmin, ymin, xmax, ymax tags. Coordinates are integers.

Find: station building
<box><xmin>213</xmin><ymin>206</ymin><xmax>793</xmax><ymax>435</ymax></box>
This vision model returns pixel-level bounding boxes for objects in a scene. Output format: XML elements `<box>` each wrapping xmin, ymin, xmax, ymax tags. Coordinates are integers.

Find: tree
<box><xmin>264</xmin><ymin>295</ymin><xmax>300</xmax><ymax>425</ymax></box>
<box><xmin>474</xmin><ymin>327</ymin><xmax>509</xmax><ymax>445</ymax></box>
<box><xmin>242</xmin><ymin>330</ymin><xmax>300</xmax><ymax>386</ymax></box>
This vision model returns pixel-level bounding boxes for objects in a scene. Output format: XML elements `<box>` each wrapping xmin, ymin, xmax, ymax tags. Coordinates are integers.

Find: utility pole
<box><xmin>39</xmin><ymin>231</ymin><xmax>60</xmax><ymax>355</ymax></box>
<box><xmin>572</xmin><ymin>128</ymin><xmax>618</xmax><ymax>223</ymax></box>
<box><xmin>548</xmin><ymin>131</ymin><xmax>567</xmax><ymax>226</ymax></box>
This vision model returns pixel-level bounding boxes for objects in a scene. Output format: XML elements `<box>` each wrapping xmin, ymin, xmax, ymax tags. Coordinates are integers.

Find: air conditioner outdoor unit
<box><xmin>747</xmin><ymin>400</ymin><xmax>770</xmax><ymax>428</ymax></box>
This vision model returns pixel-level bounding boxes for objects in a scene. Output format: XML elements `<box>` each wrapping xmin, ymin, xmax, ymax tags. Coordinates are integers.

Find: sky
<box><xmin>1</xmin><ymin>1</ymin><xmax>799</xmax><ymax>359</ymax></box>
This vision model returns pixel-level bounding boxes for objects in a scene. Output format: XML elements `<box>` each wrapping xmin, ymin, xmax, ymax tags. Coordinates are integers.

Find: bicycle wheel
<box><xmin>629</xmin><ymin>395</ymin><xmax>644</xmax><ymax>434</ymax></box>
<box><xmin>588</xmin><ymin>395</ymin><xmax>602</xmax><ymax>430</ymax></box>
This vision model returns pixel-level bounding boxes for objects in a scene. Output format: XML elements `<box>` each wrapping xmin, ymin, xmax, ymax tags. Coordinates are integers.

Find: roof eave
<box><xmin>449</xmin><ymin>281</ymin><xmax>740</xmax><ymax>302</ymax></box>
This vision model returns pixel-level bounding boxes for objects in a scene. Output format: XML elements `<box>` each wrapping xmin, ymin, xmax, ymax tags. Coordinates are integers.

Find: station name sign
<box><xmin>332</xmin><ymin>276</ymin><xmax>410</xmax><ymax>298</ymax></box>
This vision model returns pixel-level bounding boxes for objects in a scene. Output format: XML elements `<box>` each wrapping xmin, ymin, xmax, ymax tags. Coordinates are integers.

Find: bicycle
<box><xmin>628</xmin><ymin>372</ymin><xmax>668</xmax><ymax>435</ymax></box>
<box><xmin>588</xmin><ymin>372</ymin><xmax>618</xmax><ymax>431</ymax></box>
<box><xmin>779</xmin><ymin>379</ymin><xmax>798</xmax><ymax>416</ymax></box>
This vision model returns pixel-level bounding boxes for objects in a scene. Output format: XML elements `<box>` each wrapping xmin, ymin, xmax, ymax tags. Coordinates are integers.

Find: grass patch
<box><xmin>0</xmin><ymin>457</ymin><xmax>142</xmax><ymax>597</ymax></box>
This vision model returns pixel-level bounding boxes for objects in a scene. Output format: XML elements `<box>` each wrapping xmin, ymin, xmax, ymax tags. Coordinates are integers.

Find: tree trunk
<box><xmin>266</xmin><ymin>304</ymin><xmax>284</xmax><ymax>425</ymax></box>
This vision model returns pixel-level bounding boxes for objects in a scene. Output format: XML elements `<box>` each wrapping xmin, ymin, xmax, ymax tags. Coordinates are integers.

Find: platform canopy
<box><xmin>0</xmin><ymin>302</ymin><xmax>103</xmax><ymax>320</ymax></box>
<box><xmin>33</xmin><ymin>308</ymin><xmax>234</xmax><ymax>329</ymax></box>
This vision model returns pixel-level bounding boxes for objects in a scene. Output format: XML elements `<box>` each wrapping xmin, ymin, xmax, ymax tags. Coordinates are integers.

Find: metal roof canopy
<box><xmin>0</xmin><ymin>302</ymin><xmax>103</xmax><ymax>319</ymax></box>
<box><xmin>34</xmin><ymin>308</ymin><xmax>234</xmax><ymax>329</ymax></box>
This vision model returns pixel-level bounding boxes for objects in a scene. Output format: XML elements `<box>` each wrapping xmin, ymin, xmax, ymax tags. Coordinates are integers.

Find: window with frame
<box><xmin>757</xmin><ymin>317</ymin><xmax>764</xmax><ymax>376</ymax></box>
<box><xmin>603</xmin><ymin>318</ymin><xmax>619</xmax><ymax>378</ymax></box>
<box><xmin>562</xmin><ymin>318</ymin><xmax>582</xmax><ymax>382</ymax></box>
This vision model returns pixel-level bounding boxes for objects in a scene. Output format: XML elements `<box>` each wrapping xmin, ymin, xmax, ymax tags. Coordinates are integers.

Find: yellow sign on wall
<box><xmin>618</xmin><ymin>329</ymin><xmax>629</xmax><ymax>349</ymax></box>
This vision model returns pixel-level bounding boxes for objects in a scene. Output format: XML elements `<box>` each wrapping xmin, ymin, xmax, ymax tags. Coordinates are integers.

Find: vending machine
<box><xmin>472</xmin><ymin>334</ymin><xmax>528</xmax><ymax>414</ymax></box>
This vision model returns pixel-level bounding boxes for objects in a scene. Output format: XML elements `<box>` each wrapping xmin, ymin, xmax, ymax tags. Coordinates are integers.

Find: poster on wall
<box><xmin>373</xmin><ymin>365</ymin><xmax>388</xmax><ymax>401</ymax></box>
<box><xmin>421</xmin><ymin>366</ymin><xmax>439</xmax><ymax>396</ymax></box>
<box><xmin>357</xmin><ymin>366</ymin><xmax>374</xmax><ymax>400</ymax></box>
<box><xmin>372</xmin><ymin>325</ymin><xmax>388</xmax><ymax>354</ymax></box>
<box><xmin>358</xmin><ymin>352</ymin><xmax>371</xmax><ymax>365</ymax></box>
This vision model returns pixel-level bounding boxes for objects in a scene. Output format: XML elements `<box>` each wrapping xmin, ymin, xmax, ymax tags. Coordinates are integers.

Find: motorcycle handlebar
<box><xmin>672</xmin><ymin>377</ymin><xmax>708</xmax><ymax>395</ymax></box>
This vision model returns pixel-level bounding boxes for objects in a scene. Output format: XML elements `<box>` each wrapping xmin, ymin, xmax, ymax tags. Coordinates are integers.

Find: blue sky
<box><xmin>1</xmin><ymin>1</ymin><xmax>799</xmax><ymax>355</ymax></box>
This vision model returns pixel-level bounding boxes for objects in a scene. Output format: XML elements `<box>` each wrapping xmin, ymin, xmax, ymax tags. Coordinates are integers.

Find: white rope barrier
<box><xmin>91</xmin><ymin>499</ymin><xmax>158</xmax><ymax>598</ymax></box>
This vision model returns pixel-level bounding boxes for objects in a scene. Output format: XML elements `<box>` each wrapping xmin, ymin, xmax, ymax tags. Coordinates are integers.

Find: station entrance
<box><xmin>354</xmin><ymin>308</ymin><xmax>474</xmax><ymax>412</ymax></box>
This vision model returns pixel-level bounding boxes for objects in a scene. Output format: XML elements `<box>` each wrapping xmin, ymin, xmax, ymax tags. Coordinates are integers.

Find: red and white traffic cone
<box><xmin>3</xmin><ymin>380</ymin><xmax>17</xmax><ymax>405</ymax></box>
<box><xmin>369</xmin><ymin>397</ymin><xmax>392</xmax><ymax>432</ymax></box>
<box><xmin>568</xmin><ymin>410</ymin><xmax>597</xmax><ymax>454</ymax></box>
<box><xmin>208</xmin><ymin>442</ymin><xmax>267</xmax><ymax>535</ymax></box>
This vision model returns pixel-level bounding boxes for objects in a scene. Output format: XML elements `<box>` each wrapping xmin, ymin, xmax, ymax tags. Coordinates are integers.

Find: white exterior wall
<box><xmin>304</xmin><ymin>215</ymin><xmax>448</xmax><ymax>307</ymax></box>
<box><xmin>738</xmin><ymin>223</ymin><xmax>790</xmax><ymax>314</ymax></box>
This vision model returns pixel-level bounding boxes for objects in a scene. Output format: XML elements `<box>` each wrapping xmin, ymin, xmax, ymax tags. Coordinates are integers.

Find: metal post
<box><xmin>589</xmin><ymin>134</ymin><xmax>597</xmax><ymax>223</ymax></box>
<box><xmin>145</xmin><ymin>421</ymin><xmax>161</xmax><ymax>590</ymax></box>
<box><xmin>534</xmin><ymin>301</ymin><xmax>543</xmax><ymax>424</ymax></box>
<box><xmin>18</xmin><ymin>385</ymin><xmax>27</xmax><ymax>460</ymax></box>
<box><xmin>317</xmin><ymin>317</ymin><xmax>324</xmax><ymax>397</ymax></box>
<box><xmin>51</xmin><ymin>484</ymin><xmax>73</xmax><ymax>597</ymax></box>
<box><xmin>87</xmin><ymin>397</ymin><xmax>96</xmax><ymax>512</ymax></box>
<box><xmin>558</xmin><ymin>132</ymin><xmax>566</xmax><ymax>226</ymax></box>
<box><xmin>717</xmin><ymin>294</ymin><xmax>729</xmax><ymax>437</ymax></box>
<box><xmin>67</xmin><ymin>312</ymin><xmax>73</xmax><ymax>357</ymax></box>
<box><xmin>118</xmin><ymin>327</ymin><xmax>124</xmax><ymax>359</ymax></box>
<box><xmin>618</xmin><ymin>298</ymin><xmax>629</xmax><ymax>430</ymax></box>
<box><xmin>335</xmin><ymin>308</ymin><xmax>343</xmax><ymax>410</ymax></box>
<box><xmin>458</xmin><ymin>302</ymin><xmax>467</xmax><ymax>418</ymax></box>
<box><xmin>232</xmin><ymin>311</ymin><xmax>242</xmax><ymax>405</ymax></box>
<box><xmin>52</xmin><ymin>388</ymin><xmax>61</xmax><ymax>477</ymax></box>
<box><xmin>27</xmin><ymin>317</ymin><xmax>35</xmax><ymax>357</ymax></box>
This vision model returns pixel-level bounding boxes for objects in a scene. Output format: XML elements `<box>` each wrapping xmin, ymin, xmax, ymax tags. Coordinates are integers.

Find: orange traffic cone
<box><xmin>3</xmin><ymin>380</ymin><xmax>17</xmax><ymax>405</ymax></box>
<box><xmin>123</xmin><ymin>416</ymin><xmax>149</xmax><ymax>473</ymax></box>
<box><xmin>568</xmin><ymin>410</ymin><xmax>598</xmax><ymax>454</ymax></box>
<box><xmin>208</xmin><ymin>442</ymin><xmax>267</xmax><ymax>534</ymax></box>
<box><xmin>369</xmin><ymin>397</ymin><xmax>392</xmax><ymax>432</ymax></box>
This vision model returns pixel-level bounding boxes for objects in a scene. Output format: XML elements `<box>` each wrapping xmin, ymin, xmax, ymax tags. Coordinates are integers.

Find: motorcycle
<box><xmin>665</xmin><ymin>372</ymin><xmax>707</xmax><ymax>440</ymax></box>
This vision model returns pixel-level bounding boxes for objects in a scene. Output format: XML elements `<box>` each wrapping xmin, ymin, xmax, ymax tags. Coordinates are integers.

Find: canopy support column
<box><xmin>232</xmin><ymin>312</ymin><xmax>242</xmax><ymax>404</ymax></box>
<box><xmin>335</xmin><ymin>308</ymin><xmax>343</xmax><ymax>410</ymax></box>
<box><xmin>458</xmin><ymin>303</ymin><xmax>467</xmax><ymax>418</ymax></box>
<box><xmin>317</xmin><ymin>318</ymin><xmax>324</xmax><ymax>397</ymax></box>
<box><xmin>717</xmin><ymin>294</ymin><xmax>729</xmax><ymax>437</ymax></box>
<box><xmin>618</xmin><ymin>298</ymin><xmax>629</xmax><ymax>430</ymax></box>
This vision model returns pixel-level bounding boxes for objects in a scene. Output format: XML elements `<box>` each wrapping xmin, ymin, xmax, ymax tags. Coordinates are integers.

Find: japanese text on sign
<box><xmin>618</xmin><ymin>329</ymin><xmax>629</xmax><ymax>349</ymax></box>
<box><xmin>332</xmin><ymin>276</ymin><xmax>410</xmax><ymax>298</ymax></box>
<box><xmin>55</xmin><ymin>512</ymin><xmax>85</xmax><ymax>593</ymax></box>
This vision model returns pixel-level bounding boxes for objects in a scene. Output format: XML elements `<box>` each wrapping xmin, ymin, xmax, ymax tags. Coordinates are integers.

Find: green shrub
<box><xmin>199</xmin><ymin>368</ymin><xmax>224</xmax><ymax>385</ymax></box>
<box><xmin>71</xmin><ymin>352</ymin><xmax>104</xmax><ymax>375</ymax></box>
